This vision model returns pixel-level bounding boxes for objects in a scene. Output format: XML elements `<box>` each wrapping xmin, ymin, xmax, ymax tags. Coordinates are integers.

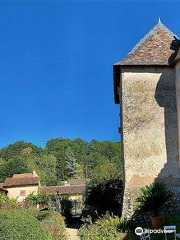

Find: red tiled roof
<box><xmin>41</xmin><ymin>185</ymin><xmax>85</xmax><ymax>195</ymax></box>
<box><xmin>3</xmin><ymin>176</ymin><xmax>39</xmax><ymax>188</ymax></box>
<box><xmin>13</xmin><ymin>173</ymin><xmax>35</xmax><ymax>178</ymax></box>
<box><xmin>113</xmin><ymin>21</ymin><xmax>177</xmax><ymax>104</ymax></box>
<box><xmin>115</xmin><ymin>21</ymin><xmax>176</xmax><ymax>66</ymax></box>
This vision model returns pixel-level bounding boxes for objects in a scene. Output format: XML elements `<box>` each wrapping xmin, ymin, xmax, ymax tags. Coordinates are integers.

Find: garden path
<box><xmin>66</xmin><ymin>227</ymin><xmax>80</xmax><ymax>240</ymax></box>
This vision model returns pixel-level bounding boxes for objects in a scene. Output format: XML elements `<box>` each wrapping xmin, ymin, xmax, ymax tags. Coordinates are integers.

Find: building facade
<box><xmin>1</xmin><ymin>171</ymin><xmax>86</xmax><ymax>204</ymax></box>
<box><xmin>113</xmin><ymin>20</ymin><xmax>180</xmax><ymax>218</ymax></box>
<box><xmin>3</xmin><ymin>171</ymin><xmax>40</xmax><ymax>202</ymax></box>
<box><xmin>41</xmin><ymin>182</ymin><xmax>86</xmax><ymax>201</ymax></box>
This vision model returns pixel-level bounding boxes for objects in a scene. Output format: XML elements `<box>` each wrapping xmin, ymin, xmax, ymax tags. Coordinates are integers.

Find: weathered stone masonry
<box><xmin>113</xmin><ymin>20</ymin><xmax>180</xmax><ymax>218</ymax></box>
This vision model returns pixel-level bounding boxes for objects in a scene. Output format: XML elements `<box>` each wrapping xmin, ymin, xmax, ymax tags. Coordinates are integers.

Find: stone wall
<box><xmin>175</xmin><ymin>60</ymin><xmax>180</xmax><ymax>165</ymax></box>
<box><xmin>120</xmin><ymin>66</ymin><xmax>180</xmax><ymax>217</ymax></box>
<box><xmin>6</xmin><ymin>185</ymin><xmax>39</xmax><ymax>202</ymax></box>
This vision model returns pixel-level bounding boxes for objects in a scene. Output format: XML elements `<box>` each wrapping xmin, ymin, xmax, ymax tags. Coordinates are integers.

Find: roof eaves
<box><xmin>113</xmin><ymin>64</ymin><xmax>173</xmax><ymax>104</ymax></box>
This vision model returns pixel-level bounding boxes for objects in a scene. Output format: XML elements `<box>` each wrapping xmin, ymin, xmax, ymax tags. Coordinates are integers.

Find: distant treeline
<box><xmin>0</xmin><ymin>138</ymin><xmax>122</xmax><ymax>186</ymax></box>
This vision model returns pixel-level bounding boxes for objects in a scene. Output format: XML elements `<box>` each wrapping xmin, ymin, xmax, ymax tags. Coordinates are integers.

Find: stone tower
<box><xmin>113</xmin><ymin>20</ymin><xmax>180</xmax><ymax>218</ymax></box>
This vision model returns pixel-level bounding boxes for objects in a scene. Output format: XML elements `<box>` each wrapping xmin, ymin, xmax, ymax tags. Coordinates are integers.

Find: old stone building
<box><xmin>41</xmin><ymin>184</ymin><xmax>85</xmax><ymax>201</ymax></box>
<box><xmin>1</xmin><ymin>171</ymin><xmax>86</xmax><ymax>203</ymax></box>
<box><xmin>113</xmin><ymin>19</ymin><xmax>180</xmax><ymax>217</ymax></box>
<box><xmin>3</xmin><ymin>171</ymin><xmax>40</xmax><ymax>202</ymax></box>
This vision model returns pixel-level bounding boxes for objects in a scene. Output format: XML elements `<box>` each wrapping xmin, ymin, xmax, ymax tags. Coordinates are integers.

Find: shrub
<box><xmin>25</xmin><ymin>193</ymin><xmax>50</xmax><ymax>207</ymax></box>
<box><xmin>0</xmin><ymin>193</ymin><xmax>17</xmax><ymax>210</ymax></box>
<box><xmin>84</xmin><ymin>178</ymin><xmax>123</xmax><ymax>218</ymax></box>
<box><xmin>42</xmin><ymin>211</ymin><xmax>67</xmax><ymax>240</ymax></box>
<box><xmin>79</xmin><ymin>214</ymin><xmax>125</xmax><ymax>240</ymax></box>
<box><xmin>0</xmin><ymin>209</ymin><xmax>50</xmax><ymax>240</ymax></box>
<box><xmin>135</xmin><ymin>182</ymin><xmax>174</xmax><ymax>216</ymax></box>
<box><xmin>37</xmin><ymin>210</ymin><xmax>51</xmax><ymax>221</ymax></box>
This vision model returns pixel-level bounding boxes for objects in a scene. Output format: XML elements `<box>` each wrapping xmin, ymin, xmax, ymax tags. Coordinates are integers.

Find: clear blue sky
<box><xmin>0</xmin><ymin>0</ymin><xmax>179</xmax><ymax>148</ymax></box>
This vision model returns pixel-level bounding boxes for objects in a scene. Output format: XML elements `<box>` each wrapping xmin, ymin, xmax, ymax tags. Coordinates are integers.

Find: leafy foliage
<box><xmin>0</xmin><ymin>209</ymin><xmax>50</xmax><ymax>240</ymax></box>
<box><xmin>84</xmin><ymin>178</ymin><xmax>123</xmax><ymax>218</ymax></box>
<box><xmin>0</xmin><ymin>138</ymin><xmax>121</xmax><ymax>185</ymax></box>
<box><xmin>0</xmin><ymin>155</ymin><xmax>30</xmax><ymax>182</ymax></box>
<box><xmin>28</xmin><ymin>154</ymin><xmax>58</xmax><ymax>186</ymax></box>
<box><xmin>64</xmin><ymin>147</ymin><xmax>78</xmax><ymax>179</ymax></box>
<box><xmin>25</xmin><ymin>193</ymin><xmax>50</xmax><ymax>207</ymax></box>
<box><xmin>36</xmin><ymin>210</ymin><xmax>52</xmax><ymax>221</ymax></box>
<box><xmin>135</xmin><ymin>182</ymin><xmax>174</xmax><ymax>216</ymax></box>
<box><xmin>42</xmin><ymin>211</ymin><xmax>67</xmax><ymax>240</ymax></box>
<box><xmin>79</xmin><ymin>214</ymin><xmax>125</xmax><ymax>240</ymax></box>
<box><xmin>0</xmin><ymin>141</ymin><xmax>43</xmax><ymax>161</ymax></box>
<box><xmin>0</xmin><ymin>193</ymin><xmax>17</xmax><ymax>210</ymax></box>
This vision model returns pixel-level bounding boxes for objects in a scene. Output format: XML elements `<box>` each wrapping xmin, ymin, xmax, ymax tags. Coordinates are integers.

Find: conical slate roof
<box><xmin>115</xmin><ymin>20</ymin><xmax>176</xmax><ymax>66</ymax></box>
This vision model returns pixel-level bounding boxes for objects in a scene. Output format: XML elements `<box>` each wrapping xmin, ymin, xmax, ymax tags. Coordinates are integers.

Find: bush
<box><xmin>25</xmin><ymin>193</ymin><xmax>50</xmax><ymax>207</ymax></box>
<box><xmin>79</xmin><ymin>214</ymin><xmax>125</xmax><ymax>240</ymax></box>
<box><xmin>84</xmin><ymin>178</ymin><xmax>123</xmax><ymax>218</ymax></box>
<box><xmin>0</xmin><ymin>193</ymin><xmax>17</xmax><ymax>210</ymax></box>
<box><xmin>135</xmin><ymin>182</ymin><xmax>174</xmax><ymax>216</ymax></box>
<box><xmin>42</xmin><ymin>211</ymin><xmax>67</xmax><ymax>240</ymax></box>
<box><xmin>0</xmin><ymin>209</ymin><xmax>50</xmax><ymax>240</ymax></box>
<box><xmin>37</xmin><ymin>210</ymin><xmax>51</xmax><ymax>221</ymax></box>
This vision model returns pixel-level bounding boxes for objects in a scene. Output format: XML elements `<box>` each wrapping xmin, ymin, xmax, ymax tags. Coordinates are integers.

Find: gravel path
<box><xmin>66</xmin><ymin>228</ymin><xmax>80</xmax><ymax>240</ymax></box>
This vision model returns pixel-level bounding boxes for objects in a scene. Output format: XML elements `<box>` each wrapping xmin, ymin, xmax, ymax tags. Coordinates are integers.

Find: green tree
<box><xmin>0</xmin><ymin>141</ymin><xmax>43</xmax><ymax>161</ymax></box>
<box><xmin>37</xmin><ymin>154</ymin><xmax>57</xmax><ymax>186</ymax></box>
<box><xmin>72</xmin><ymin>138</ymin><xmax>88</xmax><ymax>165</ymax></box>
<box><xmin>84</xmin><ymin>178</ymin><xmax>123</xmax><ymax>217</ymax></box>
<box><xmin>0</xmin><ymin>156</ymin><xmax>30</xmax><ymax>182</ymax></box>
<box><xmin>90</xmin><ymin>160</ymin><xmax>122</xmax><ymax>182</ymax></box>
<box><xmin>65</xmin><ymin>147</ymin><xmax>78</xmax><ymax>179</ymax></box>
<box><xmin>0</xmin><ymin>138</ymin><xmax>122</xmax><ymax>185</ymax></box>
<box><xmin>27</xmin><ymin>154</ymin><xmax>58</xmax><ymax>186</ymax></box>
<box><xmin>45</xmin><ymin>138</ymin><xmax>70</xmax><ymax>181</ymax></box>
<box><xmin>56</xmin><ymin>150</ymin><xmax>67</xmax><ymax>181</ymax></box>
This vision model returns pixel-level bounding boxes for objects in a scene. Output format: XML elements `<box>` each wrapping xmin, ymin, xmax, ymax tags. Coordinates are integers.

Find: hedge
<box><xmin>0</xmin><ymin>209</ymin><xmax>51</xmax><ymax>240</ymax></box>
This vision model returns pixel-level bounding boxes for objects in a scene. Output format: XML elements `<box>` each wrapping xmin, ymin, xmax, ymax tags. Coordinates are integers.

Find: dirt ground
<box><xmin>66</xmin><ymin>227</ymin><xmax>80</xmax><ymax>240</ymax></box>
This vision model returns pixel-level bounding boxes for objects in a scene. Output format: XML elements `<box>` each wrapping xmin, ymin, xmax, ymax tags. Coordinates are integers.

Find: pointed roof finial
<box><xmin>158</xmin><ymin>16</ymin><xmax>161</xmax><ymax>24</ymax></box>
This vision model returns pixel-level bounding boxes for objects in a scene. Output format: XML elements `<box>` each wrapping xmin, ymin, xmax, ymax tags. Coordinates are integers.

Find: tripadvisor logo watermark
<box><xmin>135</xmin><ymin>227</ymin><xmax>174</xmax><ymax>235</ymax></box>
<box><xmin>135</xmin><ymin>227</ymin><xmax>143</xmax><ymax>235</ymax></box>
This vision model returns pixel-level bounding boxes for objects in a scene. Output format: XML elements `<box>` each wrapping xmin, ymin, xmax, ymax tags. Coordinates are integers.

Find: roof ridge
<box><xmin>114</xmin><ymin>21</ymin><xmax>176</xmax><ymax>66</ymax></box>
<box><xmin>127</xmin><ymin>22</ymin><xmax>176</xmax><ymax>58</ymax></box>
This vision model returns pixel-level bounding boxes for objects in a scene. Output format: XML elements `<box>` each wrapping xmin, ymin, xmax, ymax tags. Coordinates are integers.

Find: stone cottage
<box><xmin>1</xmin><ymin>171</ymin><xmax>86</xmax><ymax>204</ymax></box>
<box><xmin>113</xmin><ymin>19</ymin><xmax>180</xmax><ymax>217</ymax></box>
<box><xmin>41</xmin><ymin>178</ymin><xmax>87</xmax><ymax>201</ymax></box>
<box><xmin>3</xmin><ymin>171</ymin><xmax>40</xmax><ymax>202</ymax></box>
<box><xmin>41</xmin><ymin>184</ymin><xmax>85</xmax><ymax>202</ymax></box>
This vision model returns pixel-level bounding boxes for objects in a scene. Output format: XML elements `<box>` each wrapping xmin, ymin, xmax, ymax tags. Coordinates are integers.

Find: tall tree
<box><xmin>26</xmin><ymin>153</ymin><xmax>58</xmax><ymax>186</ymax></box>
<box><xmin>0</xmin><ymin>156</ymin><xmax>30</xmax><ymax>182</ymax></box>
<box><xmin>64</xmin><ymin>147</ymin><xmax>78</xmax><ymax>179</ymax></box>
<box><xmin>0</xmin><ymin>138</ymin><xmax>122</xmax><ymax>185</ymax></box>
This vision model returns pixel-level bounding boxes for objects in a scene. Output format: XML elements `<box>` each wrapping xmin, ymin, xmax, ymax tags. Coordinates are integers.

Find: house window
<box><xmin>20</xmin><ymin>190</ymin><xmax>26</xmax><ymax>196</ymax></box>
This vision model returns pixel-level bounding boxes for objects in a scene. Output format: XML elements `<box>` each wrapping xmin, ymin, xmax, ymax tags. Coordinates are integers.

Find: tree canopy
<box><xmin>0</xmin><ymin>138</ymin><xmax>122</xmax><ymax>185</ymax></box>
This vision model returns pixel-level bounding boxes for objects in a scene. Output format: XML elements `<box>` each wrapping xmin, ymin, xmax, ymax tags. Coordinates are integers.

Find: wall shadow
<box><xmin>155</xmin><ymin>70</ymin><xmax>180</xmax><ymax>185</ymax></box>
